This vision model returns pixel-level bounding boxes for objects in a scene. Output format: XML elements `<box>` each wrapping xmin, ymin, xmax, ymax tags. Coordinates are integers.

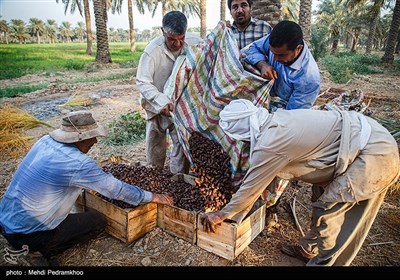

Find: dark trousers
<box><xmin>1</xmin><ymin>209</ymin><xmax>106</xmax><ymax>258</ymax></box>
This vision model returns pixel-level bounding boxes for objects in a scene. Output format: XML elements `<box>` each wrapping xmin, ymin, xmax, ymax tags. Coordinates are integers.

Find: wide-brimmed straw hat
<box><xmin>50</xmin><ymin>111</ymin><xmax>107</xmax><ymax>143</ymax></box>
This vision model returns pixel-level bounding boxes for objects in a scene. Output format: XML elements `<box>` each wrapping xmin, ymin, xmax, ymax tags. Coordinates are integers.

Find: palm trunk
<box><xmin>251</xmin><ymin>0</ymin><xmax>282</xmax><ymax>27</ymax></box>
<box><xmin>365</xmin><ymin>10</ymin><xmax>379</xmax><ymax>55</ymax></box>
<box><xmin>200</xmin><ymin>0</ymin><xmax>207</xmax><ymax>38</ymax></box>
<box><xmin>83</xmin><ymin>0</ymin><xmax>93</xmax><ymax>55</ymax></box>
<box><xmin>298</xmin><ymin>0</ymin><xmax>312</xmax><ymax>45</ymax></box>
<box><xmin>331</xmin><ymin>39</ymin><xmax>338</xmax><ymax>55</ymax></box>
<box><xmin>395</xmin><ymin>32</ymin><xmax>400</xmax><ymax>54</ymax></box>
<box><xmin>94</xmin><ymin>0</ymin><xmax>112</xmax><ymax>63</ymax></box>
<box><xmin>128</xmin><ymin>0</ymin><xmax>135</xmax><ymax>52</ymax></box>
<box><xmin>220</xmin><ymin>0</ymin><xmax>226</xmax><ymax>21</ymax></box>
<box><xmin>382</xmin><ymin>0</ymin><xmax>400</xmax><ymax>63</ymax></box>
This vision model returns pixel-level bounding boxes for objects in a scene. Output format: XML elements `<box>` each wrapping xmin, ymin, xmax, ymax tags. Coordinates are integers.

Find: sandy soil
<box><xmin>0</xmin><ymin>64</ymin><xmax>399</xmax><ymax>268</ymax></box>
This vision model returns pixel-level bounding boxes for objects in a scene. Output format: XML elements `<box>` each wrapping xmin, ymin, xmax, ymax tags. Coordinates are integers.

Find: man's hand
<box><xmin>201</xmin><ymin>212</ymin><xmax>225</xmax><ymax>233</ymax></box>
<box><xmin>152</xmin><ymin>193</ymin><xmax>174</xmax><ymax>206</ymax></box>
<box><xmin>161</xmin><ymin>103</ymin><xmax>173</xmax><ymax>117</ymax></box>
<box><xmin>256</xmin><ymin>61</ymin><xmax>278</xmax><ymax>80</ymax></box>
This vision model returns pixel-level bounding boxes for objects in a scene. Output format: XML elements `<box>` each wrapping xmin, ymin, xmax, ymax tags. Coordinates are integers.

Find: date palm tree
<box><xmin>9</xmin><ymin>19</ymin><xmax>29</xmax><ymax>44</ymax></box>
<box><xmin>347</xmin><ymin>0</ymin><xmax>386</xmax><ymax>55</ymax></box>
<box><xmin>315</xmin><ymin>0</ymin><xmax>345</xmax><ymax>55</ymax></box>
<box><xmin>382</xmin><ymin>0</ymin><xmax>400</xmax><ymax>63</ymax></box>
<box><xmin>252</xmin><ymin>0</ymin><xmax>282</xmax><ymax>27</ymax></box>
<box><xmin>0</xmin><ymin>19</ymin><xmax>9</xmax><ymax>44</ymax></box>
<box><xmin>298</xmin><ymin>0</ymin><xmax>312</xmax><ymax>44</ymax></box>
<box><xmin>75</xmin><ymin>21</ymin><xmax>86</xmax><ymax>42</ymax></box>
<box><xmin>150</xmin><ymin>0</ymin><xmax>200</xmax><ymax>22</ymax></box>
<box><xmin>93</xmin><ymin>0</ymin><xmax>112</xmax><ymax>63</ymax></box>
<box><xmin>282</xmin><ymin>0</ymin><xmax>299</xmax><ymax>21</ymax></box>
<box><xmin>111</xmin><ymin>0</ymin><xmax>153</xmax><ymax>53</ymax></box>
<box><xmin>56</xmin><ymin>0</ymin><xmax>94</xmax><ymax>55</ymax></box>
<box><xmin>200</xmin><ymin>0</ymin><xmax>207</xmax><ymax>37</ymax></box>
<box><xmin>220</xmin><ymin>0</ymin><xmax>227</xmax><ymax>20</ymax></box>
<box><xmin>59</xmin><ymin>21</ymin><xmax>74</xmax><ymax>42</ymax></box>
<box><xmin>45</xmin><ymin>20</ymin><xmax>58</xmax><ymax>44</ymax></box>
<box><xmin>28</xmin><ymin>18</ymin><xmax>45</xmax><ymax>44</ymax></box>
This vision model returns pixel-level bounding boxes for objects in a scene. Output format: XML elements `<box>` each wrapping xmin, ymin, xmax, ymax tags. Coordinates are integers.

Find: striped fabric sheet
<box><xmin>165</xmin><ymin>21</ymin><xmax>273</xmax><ymax>186</ymax></box>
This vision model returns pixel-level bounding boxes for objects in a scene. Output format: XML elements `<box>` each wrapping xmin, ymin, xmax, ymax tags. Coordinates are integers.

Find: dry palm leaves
<box><xmin>0</xmin><ymin>104</ymin><xmax>52</xmax><ymax>160</ymax></box>
<box><xmin>371</xmin><ymin>117</ymin><xmax>400</xmax><ymax>139</ymax></box>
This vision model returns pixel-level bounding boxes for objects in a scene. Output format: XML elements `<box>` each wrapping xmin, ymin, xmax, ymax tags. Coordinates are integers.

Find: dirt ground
<box><xmin>0</xmin><ymin>63</ymin><xmax>399</xmax><ymax>268</ymax></box>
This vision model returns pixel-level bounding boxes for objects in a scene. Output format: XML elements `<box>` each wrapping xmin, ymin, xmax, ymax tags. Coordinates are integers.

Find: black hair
<box><xmin>162</xmin><ymin>11</ymin><xmax>187</xmax><ymax>34</ymax></box>
<box><xmin>228</xmin><ymin>0</ymin><xmax>253</xmax><ymax>11</ymax></box>
<box><xmin>269</xmin><ymin>20</ymin><xmax>303</xmax><ymax>50</ymax></box>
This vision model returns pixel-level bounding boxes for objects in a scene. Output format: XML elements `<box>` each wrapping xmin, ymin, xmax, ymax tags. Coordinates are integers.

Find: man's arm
<box><xmin>244</xmin><ymin>36</ymin><xmax>277</xmax><ymax>80</ymax></box>
<box><xmin>136</xmin><ymin>52</ymin><xmax>171</xmax><ymax>115</ymax></box>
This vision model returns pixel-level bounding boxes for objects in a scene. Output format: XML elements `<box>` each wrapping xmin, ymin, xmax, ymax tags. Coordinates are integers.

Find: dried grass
<box><xmin>0</xmin><ymin>104</ymin><xmax>52</xmax><ymax>130</ymax></box>
<box><xmin>59</xmin><ymin>93</ymin><xmax>93</xmax><ymax>108</ymax></box>
<box><xmin>0</xmin><ymin>130</ymin><xmax>33</xmax><ymax>161</ymax></box>
<box><xmin>0</xmin><ymin>104</ymin><xmax>51</xmax><ymax>160</ymax></box>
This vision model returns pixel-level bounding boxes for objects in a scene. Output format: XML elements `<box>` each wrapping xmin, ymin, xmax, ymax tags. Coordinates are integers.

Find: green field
<box><xmin>0</xmin><ymin>42</ymin><xmax>147</xmax><ymax>80</ymax></box>
<box><xmin>1</xmin><ymin>42</ymin><xmax>399</xmax><ymax>99</ymax></box>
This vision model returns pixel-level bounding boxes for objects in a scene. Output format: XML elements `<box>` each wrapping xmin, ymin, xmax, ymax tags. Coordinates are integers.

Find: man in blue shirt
<box><xmin>228</xmin><ymin>0</ymin><xmax>272</xmax><ymax>50</ymax></box>
<box><xmin>244</xmin><ymin>20</ymin><xmax>320</xmax><ymax>111</ymax></box>
<box><xmin>0</xmin><ymin>111</ymin><xmax>173</xmax><ymax>266</ymax></box>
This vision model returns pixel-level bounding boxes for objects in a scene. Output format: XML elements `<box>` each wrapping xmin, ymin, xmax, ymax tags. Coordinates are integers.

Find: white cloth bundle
<box><xmin>219</xmin><ymin>99</ymin><xmax>269</xmax><ymax>161</ymax></box>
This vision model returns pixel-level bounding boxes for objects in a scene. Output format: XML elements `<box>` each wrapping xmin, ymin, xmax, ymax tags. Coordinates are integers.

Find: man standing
<box><xmin>228</xmin><ymin>0</ymin><xmax>272</xmax><ymax>50</ymax></box>
<box><xmin>244</xmin><ymin>20</ymin><xmax>320</xmax><ymax>111</ymax></box>
<box><xmin>136</xmin><ymin>11</ymin><xmax>202</xmax><ymax>174</ymax></box>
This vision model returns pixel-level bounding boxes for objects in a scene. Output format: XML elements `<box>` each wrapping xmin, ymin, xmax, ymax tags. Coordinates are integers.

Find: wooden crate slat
<box><xmin>105</xmin><ymin>218</ymin><xmax>129</xmax><ymax>243</ymax></box>
<box><xmin>85</xmin><ymin>190</ymin><xmax>129</xmax><ymax>223</ymax></box>
<box><xmin>127</xmin><ymin>202</ymin><xmax>157</xmax><ymax>219</ymax></box>
<box><xmin>127</xmin><ymin>216</ymin><xmax>157</xmax><ymax>243</ymax></box>
<box><xmin>197</xmin><ymin>233</ymin><xmax>235</xmax><ymax>260</ymax></box>
<box><xmin>235</xmin><ymin>206</ymin><xmax>266</xmax><ymax>252</ymax></box>
<box><xmin>195</xmin><ymin>200</ymin><xmax>266</xmax><ymax>260</ymax></box>
<box><xmin>161</xmin><ymin>204</ymin><xmax>196</xmax><ymax>224</ymax></box>
<box><xmin>197</xmin><ymin>220</ymin><xmax>236</xmax><ymax>245</ymax></box>
<box><xmin>161</xmin><ymin>217</ymin><xmax>196</xmax><ymax>244</ymax></box>
<box><xmin>85</xmin><ymin>190</ymin><xmax>157</xmax><ymax>244</ymax></box>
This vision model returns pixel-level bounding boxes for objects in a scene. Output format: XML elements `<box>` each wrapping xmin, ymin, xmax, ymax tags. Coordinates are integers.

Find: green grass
<box><xmin>321</xmin><ymin>51</ymin><xmax>400</xmax><ymax>84</ymax></box>
<box><xmin>0</xmin><ymin>71</ymin><xmax>133</xmax><ymax>98</ymax></box>
<box><xmin>0</xmin><ymin>84</ymin><xmax>49</xmax><ymax>98</ymax></box>
<box><xmin>0</xmin><ymin>42</ymin><xmax>147</xmax><ymax>80</ymax></box>
<box><xmin>101</xmin><ymin>111</ymin><xmax>146</xmax><ymax>146</ymax></box>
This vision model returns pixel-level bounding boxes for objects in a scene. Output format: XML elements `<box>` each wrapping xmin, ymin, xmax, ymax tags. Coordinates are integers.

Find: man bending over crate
<box><xmin>201</xmin><ymin>99</ymin><xmax>400</xmax><ymax>266</ymax></box>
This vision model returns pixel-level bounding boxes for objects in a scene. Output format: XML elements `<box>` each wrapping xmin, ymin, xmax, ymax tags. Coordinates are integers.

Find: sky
<box><xmin>0</xmin><ymin>0</ymin><xmax>231</xmax><ymax>31</ymax></box>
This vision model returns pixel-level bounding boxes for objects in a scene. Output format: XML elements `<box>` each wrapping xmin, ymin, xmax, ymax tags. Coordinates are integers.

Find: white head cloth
<box><xmin>219</xmin><ymin>99</ymin><xmax>269</xmax><ymax>161</ymax></box>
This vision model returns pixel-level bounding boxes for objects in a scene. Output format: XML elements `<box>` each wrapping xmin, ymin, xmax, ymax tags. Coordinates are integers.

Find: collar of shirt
<box><xmin>232</xmin><ymin>17</ymin><xmax>256</xmax><ymax>32</ymax></box>
<box><xmin>288</xmin><ymin>41</ymin><xmax>308</xmax><ymax>71</ymax></box>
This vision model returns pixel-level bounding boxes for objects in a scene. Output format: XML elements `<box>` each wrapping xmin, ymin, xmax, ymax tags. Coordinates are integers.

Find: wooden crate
<box><xmin>196</xmin><ymin>200</ymin><xmax>266</xmax><ymax>260</ymax></box>
<box><xmin>85</xmin><ymin>190</ymin><xmax>157</xmax><ymax>244</ymax></box>
<box><xmin>156</xmin><ymin>174</ymin><xmax>199</xmax><ymax>244</ymax></box>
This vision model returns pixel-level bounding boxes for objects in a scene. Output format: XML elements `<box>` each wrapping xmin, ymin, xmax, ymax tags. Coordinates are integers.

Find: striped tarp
<box><xmin>165</xmin><ymin>21</ymin><xmax>273</xmax><ymax>186</ymax></box>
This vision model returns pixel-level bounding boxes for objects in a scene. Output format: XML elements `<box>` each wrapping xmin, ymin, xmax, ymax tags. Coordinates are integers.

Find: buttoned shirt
<box><xmin>244</xmin><ymin>35</ymin><xmax>320</xmax><ymax>110</ymax></box>
<box><xmin>0</xmin><ymin>135</ymin><xmax>152</xmax><ymax>234</ymax></box>
<box><xmin>230</xmin><ymin>17</ymin><xmax>272</xmax><ymax>50</ymax></box>
<box><xmin>136</xmin><ymin>33</ymin><xmax>202</xmax><ymax>120</ymax></box>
